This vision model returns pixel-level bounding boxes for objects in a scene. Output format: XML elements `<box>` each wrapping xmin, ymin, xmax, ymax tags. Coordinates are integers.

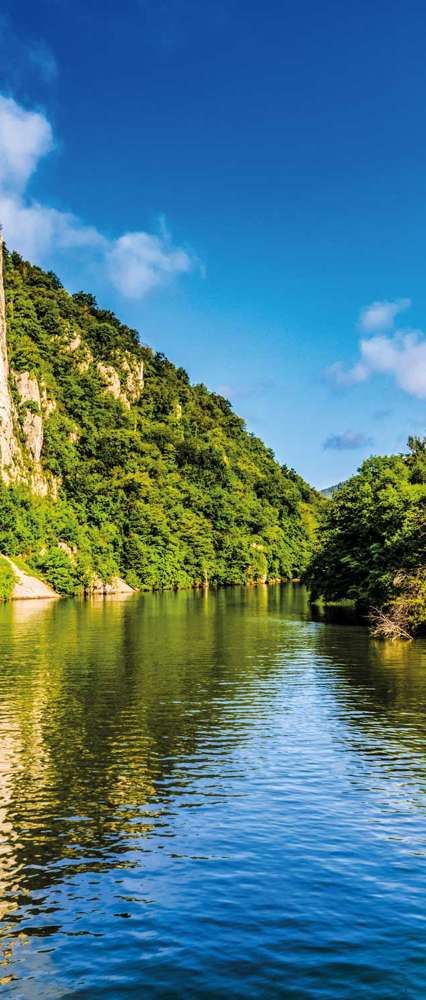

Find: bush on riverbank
<box><xmin>0</xmin><ymin>556</ymin><xmax>15</xmax><ymax>601</ymax></box>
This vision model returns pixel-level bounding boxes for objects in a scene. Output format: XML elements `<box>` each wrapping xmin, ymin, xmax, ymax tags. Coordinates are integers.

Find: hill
<box><xmin>0</xmin><ymin>241</ymin><xmax>321</xmax><ymax>597</ymax></box>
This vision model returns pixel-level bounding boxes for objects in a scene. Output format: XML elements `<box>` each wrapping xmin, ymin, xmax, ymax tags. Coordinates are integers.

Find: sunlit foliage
<box><xmin>2</xmin><ymin>247</ymin><xmax>321</xmax><ymax>595</ymax></box>
<box><xmin>306</xmin><ymin>437</ymin><xmax>426</xmax><ymax>635</ymax></box>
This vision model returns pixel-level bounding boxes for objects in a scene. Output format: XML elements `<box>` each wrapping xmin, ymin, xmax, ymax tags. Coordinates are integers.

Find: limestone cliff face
<box><xmin>97</xmin><ymin>359</ymin><xmax>144</xmax><ymax>409</ymax></box>
<box><xmin>67</xmin><ymin>332</ymin><xmax>144</xmax><ymax>408</ymax></box>
<box><xmin>0</xmin><ymin>239</ymin><xmax>144</xmax><ymax>500</ymax></box>
<box><xmin>0</xmin><ymin>239</ymin><xmax>54</xmax><ymax>496</ymax></box>
<box><xmin>14</xmin><ymin>372</ymin><xmax>43</xmax><ymax>461</ymax></box>
<box><xmin>0</xmin><ymin>237</ymin><xmax>21</xmax><ymax>482</ymax></box>
<box><xmin>122</xmin><ymin>357</ymin><xmax>144</xmax><ymax>403</ymax></box>
<box><xmin>13</xmin><ymin>370</ymin><xmax>53</xmax><ymax>497</ymax></box>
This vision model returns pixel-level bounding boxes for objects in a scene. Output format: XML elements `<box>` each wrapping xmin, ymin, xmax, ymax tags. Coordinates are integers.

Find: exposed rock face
<box><xmin>13</xmin><ymin>370</ymin><xmax>52</xmax><ymax>496</ymax></box>
<box><xmin>0</xmin><ymin>240</ymin><xmax>143</xmax><ymax>524</ymax></box>
<box><xmin>0</xmin><ymin>239</ymin><xmax>21</xmax><ymax>481</ymax></box>
<box><xmin>87</xmin><ymin>575</ymin><xmax>135</xmax><ymax>595</ymax></box>
<box><xmin>97</xmin><ymin>362</ymin><xmax>122</xmax><ymax>401</ymax></box>
<box><xmin>14</xmin><ymin>371</ymin><xmax>43</xmax><ymax>461</ymax></box>
<box><xmin>123</xmin><ymin>357</ymin><xmax>144</xmax><ymax>402</ymax></box>
<box><xmin>97</xmin><ymin>357</ymin><xmax>144</xmax><ymax>409</ymax></box>
<box><xmin>2</xmin><ymin>554</ymin><xmax>59</xmax><ymax>600</ymax></box>
<box><xmin>59</xmin><ymin>322</ymin><xmax>144</xmax><ymax>410</ymax></box>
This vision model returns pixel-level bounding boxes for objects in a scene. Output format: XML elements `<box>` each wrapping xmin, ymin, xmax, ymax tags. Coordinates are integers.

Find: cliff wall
<box><xmin>0</xmin><ymin>236</ymin><xmax>21</xmax><ymax>482</ymax></box>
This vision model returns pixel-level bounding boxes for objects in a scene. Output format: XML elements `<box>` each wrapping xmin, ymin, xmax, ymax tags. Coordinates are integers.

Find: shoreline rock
<box><xmin>2</xmin><ymin>555</ymin><xmax>59</xmax><ymax>600</ymax></box>
<box><xmin>85</xmin><ymin>576</ymin><xmax>136</xmax><ymax>596</ymax></box>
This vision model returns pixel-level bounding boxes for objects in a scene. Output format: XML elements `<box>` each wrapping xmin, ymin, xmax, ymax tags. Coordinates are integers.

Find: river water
<box><xmin>0</xmin><ymin>585</ymin><xmax>426</xmax><ymax>998</ymax></box>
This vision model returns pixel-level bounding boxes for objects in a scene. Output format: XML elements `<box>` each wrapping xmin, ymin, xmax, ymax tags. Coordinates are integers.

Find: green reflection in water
<box><xmin>0</xmin><ymin>585</ymin><xmax>425</xmax><ymax>995</ymax></box>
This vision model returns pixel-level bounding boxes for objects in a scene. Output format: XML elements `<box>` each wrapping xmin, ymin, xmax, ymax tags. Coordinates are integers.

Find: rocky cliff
<box><xmin>0</xmin><ymin>238</ymin><xmax>22</xmax><ymax>483</ymax></box>
<box><xmin>0</xmin><ymin>238</ymin><xmax>143</xmax><ymax>596</ymax></box>
<box><xmin>0</xmin><ymin>235</ymin><xmax>144</xmax><ymax>501</ymax></box>
<box><xmin>0</xmin><ymin>235</ymin><xmax>56</xmax><ymax>496</ymax></box>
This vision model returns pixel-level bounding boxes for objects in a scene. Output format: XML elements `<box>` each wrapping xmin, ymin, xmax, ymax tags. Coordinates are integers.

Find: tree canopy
<box><xmin>306</xmin><ymin>438</ymin><xmax>426</xmax><ymax>635</ymax></box>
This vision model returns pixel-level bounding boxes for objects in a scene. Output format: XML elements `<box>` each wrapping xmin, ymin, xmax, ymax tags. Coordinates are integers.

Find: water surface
<box><xmin>0</xmin><ymin>585</ymin><xmax>426</xmax><ymax>997</ymax></box>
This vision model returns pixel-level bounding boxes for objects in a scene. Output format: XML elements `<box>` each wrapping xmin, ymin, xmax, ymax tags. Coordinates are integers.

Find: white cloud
<box><xmin>0</xmin><ymin>194</ymin><xmax>104</xmax><ymax>260</ymax></box>
<box><xmin>325</xmin><ymin>360</ymin><xmax>368</xmax><ymax>387</ymax></box>
<box><xmin>358</xmin><ymin>298</ymin><xmax>411</xmax><ymax>332</ymax></box>
<box><xmin>360</xmin><ymin>330</ymin><xmax>426</xmax><ymax>398</ymax></box>
<box><xmin>0</xmin><ymin>96</ymin><xmax>53</xmax><ymax>192</ymax></box>
<box><xmin>106</xmin><ymin>232</ymin><xmax>192</xmax><ymax>298</ymax></box>
<box><xmin>0</xmin><ymin>94</ymin><xmax>195</xmax><ymax>299</ymax></box>
<box><xmin>323</xmin><ymin>430</ymin><xmax>373</xmax><ymax>451</ymax></box>
<box><xmin>327</xmin><ymin>298</ymin><xmax>426</xmax><ymax>399</ymax></box>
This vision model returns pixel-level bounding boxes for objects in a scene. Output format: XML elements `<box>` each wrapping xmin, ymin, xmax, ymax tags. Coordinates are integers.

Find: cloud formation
<box><xmin>106</xmin><ymin>232</ymin><xmax>192</xmax><ymax>298</ymax></box>
<box><xmin>323</xmin><ymin>431</ymin><xmax>373</xmax><ymax>451</ymax></box>
<box><xmin>358</xmin><ymin>298</ymin><xmax>411</xmax><ymax>333</ymax></box>
<box><xmin>0</xmin><ymin>94</ymin><xmax>195</xmax><ymax>299</ymax></box>
<box><xmin>325</xmin><ymin>360</ymin><xmax>368</xmax><ymax>387</ymax></box>
<box><xmin>326</xmin><ymin>298</ymin><xmax>426</xmax><ymax>399</ymax></box>
<box><xmin>0</xmin><ymin>96</ymin><xmax>53</xmax><ymax>191</ymax></box>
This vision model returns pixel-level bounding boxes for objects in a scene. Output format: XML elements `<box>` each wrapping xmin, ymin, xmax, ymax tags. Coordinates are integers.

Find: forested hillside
<box><xmin>306</xmin><ymin>438</ymin><xmax>426</xmax><ymax>636</ymax></box>
<box><xmin>0</xmin><ymin>245</ymin><xmax>321</xmax><ymax>596</ymax></box>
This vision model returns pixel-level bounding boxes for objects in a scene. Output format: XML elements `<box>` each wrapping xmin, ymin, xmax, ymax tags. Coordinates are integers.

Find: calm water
<box><xmin>0</xmin><ymin>586</ymin><xmax>426</xmax><ymax>998</ymax></box>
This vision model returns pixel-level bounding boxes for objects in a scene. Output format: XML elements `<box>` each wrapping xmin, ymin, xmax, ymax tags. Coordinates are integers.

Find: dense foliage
<box><xmin>306</xmin><ymin>437</ymin><xmax>426</xmax><ymax>635</ymax></box>
<box><xmin>0</xmin><ymin>555</ymin><xmax>15</xmax><ymax>601</ymax></box>
<box><xmin>2</xmin><ymin>247</ymin><xmax>321</xmax><ymax>596</ymax></box>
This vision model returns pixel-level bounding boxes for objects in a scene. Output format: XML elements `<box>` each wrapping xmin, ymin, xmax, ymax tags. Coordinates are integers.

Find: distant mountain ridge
<box><xmin>321</xmin><ymin>482</ymin><xmax>345</xmax><ymax>498</ymax></box>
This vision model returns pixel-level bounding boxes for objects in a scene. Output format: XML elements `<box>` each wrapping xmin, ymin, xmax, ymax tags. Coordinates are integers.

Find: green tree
<box><xmin>306</xmin><ymin>439</ymin><xmax>426</xmax><ymax>635</ymax></box>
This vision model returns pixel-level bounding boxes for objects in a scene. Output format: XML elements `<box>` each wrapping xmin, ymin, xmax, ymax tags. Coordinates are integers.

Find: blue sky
<box><xmin>0</xmin><ymin>0</ymin><xmax>425</xmax><ymax>487</ymax></box>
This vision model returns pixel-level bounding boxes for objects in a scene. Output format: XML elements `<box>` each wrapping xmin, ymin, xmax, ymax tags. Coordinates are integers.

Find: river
<box><xmin>0</xmin><ymin>585</ymin><xmax>426</xmax><ymax>997</ymax></box>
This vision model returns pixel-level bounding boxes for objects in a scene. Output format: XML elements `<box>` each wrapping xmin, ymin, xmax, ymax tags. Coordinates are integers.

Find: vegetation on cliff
<box><xmin>306</xmin><ymin>437</ymin><xmax>426</xmax><ymax>637</ymax></box>
<box><xmin>1</xmin><ymin>245</ymin><xmax>321</xmax><ymax>596</ymax></box>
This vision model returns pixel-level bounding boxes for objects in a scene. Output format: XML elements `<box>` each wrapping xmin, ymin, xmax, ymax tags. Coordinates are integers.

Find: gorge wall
<box><xmin>0</xmin><ymin>235</ymin><xmax>143</xmax><ymax>499</ymax></box>
<box><xmin>0</xmin><ymin>235</ymin><xmax>22</xmax><ymax>483</ymax></box>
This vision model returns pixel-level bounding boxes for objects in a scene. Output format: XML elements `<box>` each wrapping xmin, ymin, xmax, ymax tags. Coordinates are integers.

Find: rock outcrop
<box><xmin>86</xmin><ymin>575</ymin><xmax>135</xmax><ymax>596</ymax></box>
<box><xmin>123</xmin><ymin>357</ymin><xmax>144</xmax><ymax>402</ymax></box>
<box><xmin>97</xmin><ymin>357</ymin><xmax>144</xmax><ymax>409</ymax></box>
<box><xmin>97</xmin><ymin>363</ymin><xmax>122</xmax><ymax>401</ymax></box>
<box><xmin>13</xmin><ymin>370</ymin><xmax>53</xmax><ymax>496</ymax></box>
<box><xmin>14</xmin><ymin>371</ymin><xmax>43</xmax><ymax>461</ymax></box>
<box><xmin>2</xmin><ymin>555</ymin><xmax>59</xmax><ymax>600</ymax></box>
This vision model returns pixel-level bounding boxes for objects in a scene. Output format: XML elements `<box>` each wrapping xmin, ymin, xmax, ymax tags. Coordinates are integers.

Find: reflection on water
<box><xmin>0</xmin><ymin>585</ymin><xmax>425</xmax><ymax>997</ymax></box>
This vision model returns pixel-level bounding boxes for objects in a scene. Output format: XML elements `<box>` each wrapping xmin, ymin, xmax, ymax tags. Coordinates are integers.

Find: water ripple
<box><xmin>0</xmin><ymin>585</ymin><xmax>425</xmax><ymax>996</ymax></box>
